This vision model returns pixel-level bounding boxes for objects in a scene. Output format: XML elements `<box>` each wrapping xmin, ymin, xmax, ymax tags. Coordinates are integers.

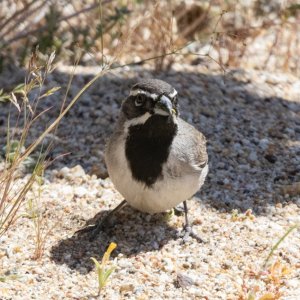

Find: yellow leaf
<box><xmin>281</xmin><ymin>265</ymin><xmax>291</xmax><ymax>276</ymax></box>
<box><xmin>101</xmin><ymin>242</ymin><xmax>117</xmax><ymax>265</ymax></box>
<box><xmin>13</xmin><ymin>246</ymin><xmax>22</xmax><ymax>253</ymax></box>
<box><xmin>258</xmin><ymin>292</ymin><xmax>276</xmax><ymax>300</ymax></box>
<box><xmin>108</xmin><ymin>242</ymin><xmax>117</xmax><ymax>253</ymax></box>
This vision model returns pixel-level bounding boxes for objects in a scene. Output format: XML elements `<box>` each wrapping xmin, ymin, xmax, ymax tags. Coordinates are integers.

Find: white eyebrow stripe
<box><xmin>168</xmin><ymin>89</ymin><xmax>177</xmax><ymax>98</ymax></box>
<box><xmin>130</xmin><ymin>89</ymin><xmax>158</xmax><ymax>100</ymax></box>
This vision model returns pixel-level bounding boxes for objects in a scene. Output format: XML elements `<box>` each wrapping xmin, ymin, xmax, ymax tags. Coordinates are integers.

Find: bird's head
<box><xmin>121</xmin><ymin>79</ymin><xmax>179</xmax><ymax>128</ymax></box>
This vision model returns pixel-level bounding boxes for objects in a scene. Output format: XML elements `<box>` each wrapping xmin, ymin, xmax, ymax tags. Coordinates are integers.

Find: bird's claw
<box><xmin>75</xmin><ymin>218</ymin><xmax>111</xmax><ymax>241</ymax></box>
<box><xmin>75</xmin><ymin>224</ymin><xmax>98</xmax><ymax>235</ymax></box>
<box><xmin>174</xmin><ymin>204</ymin><xmax>185</xmax><ymax>216</ymax></box>
<box><xmin>179</xmin><ymin>226</ymin><xmax>206</xmax><ymax>243</ymax></box>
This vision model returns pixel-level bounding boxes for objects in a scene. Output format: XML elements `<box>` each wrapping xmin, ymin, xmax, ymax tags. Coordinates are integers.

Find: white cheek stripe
<box><xmin>123</xmin><ymin>112</ymin><xmax>151</xmax><ymax>133</ymax></box>
<box><xmin>130</xmin><ymin>89</ymin><xmax>158</xmax><ymax>100</ymax></box>
<box><xmin>169</xmin><ymin>89</ymin><xmax>177</xmax><ymax>98</ymax></box>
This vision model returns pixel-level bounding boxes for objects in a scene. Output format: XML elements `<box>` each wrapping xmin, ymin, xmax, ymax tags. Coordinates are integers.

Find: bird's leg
<box><xmin>181</xmin><ymin>200</ymin><xmax>205</xmax><ymax>243</ymax></box>
<box><xmin>76</xmin><ymin>200</ymin><xmax>127</xmax><ymax>241</ymax></box>
<box><xmin>183</xmin><ymin>201</ymin><xmax>190</xmax><ymax>227</ymax></box>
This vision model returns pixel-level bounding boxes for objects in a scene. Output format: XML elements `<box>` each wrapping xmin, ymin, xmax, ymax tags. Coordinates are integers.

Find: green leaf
<box><xmin>103</xmin><ymin>267</ymin><xmax>116</xmax><ymax>283</ymax></box>
<box><xmin>3</xmin><ymin>140</ymin><xmax>25</xmax><ymax>163</ymax></box>
<box><xmin>0</xmin><ymin>274</ymin><xmax>19</xmax><ymax>282</ymax></box>
<box><xmin>23</xmin><ymin>156</ymin><xmax>38</xmax><ymax>172</ymax></box>
<box><xmin>13</xmin><ymin>83</ymin><xmax>25</xmax><ymax>94</ymax></box>
<box><xmin>99</xmin><ymin>269</ymin><xmax>106</xmax><ymax>288</ymax></box>
<box><xmin>91</xmin><ymin>257</ymin><xmax>101</xmax><ymax>269</ymax></box>
<box><xmin>247</xmin><ymin>291</ymin><xmax>256</xmax><ymax>300</ymax></box>
<box><xmin>40</xmin><ymin>86</ymin><xmax>61</xmax><ymax>99</ymax></box>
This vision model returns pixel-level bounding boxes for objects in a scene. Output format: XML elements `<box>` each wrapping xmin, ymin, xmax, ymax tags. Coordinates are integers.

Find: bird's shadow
<box><xmin>1</xmin><ymin>68</ymin><xmax>299</xmax><ymax>214</ymax></box>
<box><xmin>50</xmin><ymin>205</ymin><xmax>179</xmax><ymax>274</ymax></box>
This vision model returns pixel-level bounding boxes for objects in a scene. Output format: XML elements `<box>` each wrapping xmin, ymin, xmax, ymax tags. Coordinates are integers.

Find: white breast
<box><xmin>105</xmin><ymin>135</ymin><xmax>208</xmax><ymax>214</ymax></box>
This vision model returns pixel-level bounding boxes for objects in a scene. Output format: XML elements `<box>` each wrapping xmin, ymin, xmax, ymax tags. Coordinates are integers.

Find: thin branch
<box><xmin>1</xmin><ymin>0</ymin><xmax>112</xmax><ymax>48</ymax></box>
<box><xmin>0</xmin><ymin>0</ymin><xmax>37</xmax><ymax>29</ymax></box>
<box><xmin>0</xmin><ymin>1</ymin><xmax>48</xmax><ymax>41</ymax></box>
<box><xmin>98</xmin><ymin>0</ymin><xmax>104</xmax><ymax>68</ymax></box>
<box><xmin>109</xmin><ymin>42</ymin><xmax>194</xmax><ymax>71</ymax></box>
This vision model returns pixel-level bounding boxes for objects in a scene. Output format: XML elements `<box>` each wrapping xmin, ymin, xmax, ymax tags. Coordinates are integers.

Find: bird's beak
<box><xmin>154</xmin><ymin>95</ymin><xmax>173</xmax><ymax>116</ymax></box>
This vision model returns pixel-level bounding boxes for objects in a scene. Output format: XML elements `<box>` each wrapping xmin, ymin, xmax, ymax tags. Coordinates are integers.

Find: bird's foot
<box><xmin>174</xmin><ymin>204</ymin><xmax>185</xmax><ymax>216</ymax></box>
<box><xmin>178</xmin><ymin>225</ymin><xmax>206</xmax><ymax>243</ymax></box>
<box><xmin>75</xmin><ymin>200</ymin><xmax>127</xmax><ymax>242</ymax></box>
<box><xmin>75</xmin><ymin>216</ymin><xmax>113</xmax><ymax>241</ymax></box>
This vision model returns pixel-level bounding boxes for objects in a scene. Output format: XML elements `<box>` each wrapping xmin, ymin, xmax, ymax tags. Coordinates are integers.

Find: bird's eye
<box><xmin>135</xmin><ymin>95</ymin><xmax>145</xmax><ymax>106</ymax></box>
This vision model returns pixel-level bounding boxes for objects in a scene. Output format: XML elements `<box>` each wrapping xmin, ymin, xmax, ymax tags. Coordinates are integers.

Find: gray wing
<box><xmin>105</xmin><ymin>113</ymin><xmax>127</xmax><ymax>164</ymax></box>
<box><xmin>167</xmin><ymin>118</ymin><xmax>208</xmax><ymax>177</ymax></box>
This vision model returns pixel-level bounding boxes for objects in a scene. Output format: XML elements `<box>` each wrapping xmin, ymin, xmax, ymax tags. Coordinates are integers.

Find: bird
<box><xmin>79</xmin><ymin>79</ymin><xmax>208</xmax><ymax>241</ymax></box>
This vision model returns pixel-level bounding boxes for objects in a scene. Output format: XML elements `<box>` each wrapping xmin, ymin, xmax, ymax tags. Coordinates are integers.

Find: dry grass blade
<box><xmin>0</xmin><ymin>50</ymin><xmax>61</xmax><ymax>238</ymax></box>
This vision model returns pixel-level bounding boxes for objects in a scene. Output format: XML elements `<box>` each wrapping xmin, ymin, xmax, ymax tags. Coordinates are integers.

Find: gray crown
<box><xmin>132</xmin><ymin>79</ymin><xmax>177</xmax><ymax>97</ymax></box>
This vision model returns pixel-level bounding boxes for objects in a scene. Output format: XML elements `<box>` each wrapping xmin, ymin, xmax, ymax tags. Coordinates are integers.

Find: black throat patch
<box><xmin>125</xmin><ymin>115</ymin><xmax>177</xmax><ymax>187</ymax></box>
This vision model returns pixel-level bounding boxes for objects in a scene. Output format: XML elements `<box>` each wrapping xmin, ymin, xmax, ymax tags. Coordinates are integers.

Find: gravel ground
<box><xmin>0</xmin><ymin>63</ymin><xmax>299</xmax><ymax>299</ymax></box>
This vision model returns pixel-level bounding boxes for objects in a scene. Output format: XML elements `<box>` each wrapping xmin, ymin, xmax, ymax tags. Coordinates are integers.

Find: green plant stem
<box><xmin>263</xmin><ymin>224</ymin><xmax>299</xmax><ymax>268</ymax></box>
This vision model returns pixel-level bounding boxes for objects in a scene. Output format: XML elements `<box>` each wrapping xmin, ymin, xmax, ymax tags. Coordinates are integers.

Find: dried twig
<box><xmin>0</xmin><ymin>0</ymin><xmax>36</xmax><ymax>29</ymax></box>
<box><xmin>0</xmin><ymin>1</ymin><xmax>48</xmax><ymax>40</ymax></box>
<box><xmin>1</xmin><ymin>0</ymin><xmax>112</xmax><ymax>47</ymax></box>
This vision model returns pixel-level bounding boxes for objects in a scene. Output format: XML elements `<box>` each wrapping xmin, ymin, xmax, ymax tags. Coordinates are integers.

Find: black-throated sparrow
<box><xmin>80</xmin><ymin>79</ymin><xmax>208</xmax><ymax>241</ymax></box>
